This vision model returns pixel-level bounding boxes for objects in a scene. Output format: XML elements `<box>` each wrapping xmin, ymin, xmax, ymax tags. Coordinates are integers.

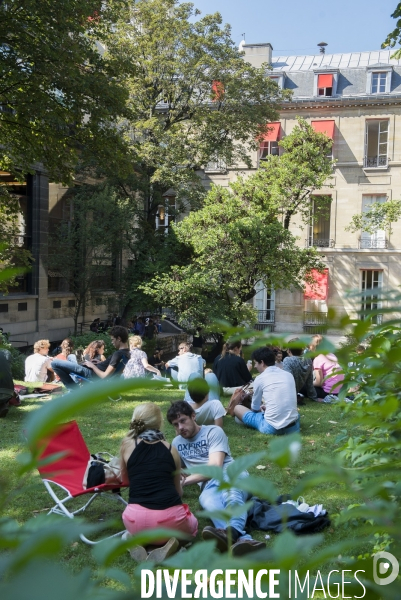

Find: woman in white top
<box><xmin>123</xmin><ymin>335</ymin><xmax>161</xmax><ymax>379</ymax></box>
<box><xmin>25</xmin><ymin>339</ymin><xmax>54</xmax><ymax>382</ymax></box>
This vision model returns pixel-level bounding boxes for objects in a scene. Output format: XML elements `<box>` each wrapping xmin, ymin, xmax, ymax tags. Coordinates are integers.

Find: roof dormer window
<box><xmin>313</xmin><ymin>70</ymin><xmax>338</xmax><ymax>97</ymax></box>
<box><xmin>366</xmin><ymin>65</ymin><xmax>392</xmax><ymax>95</ymax></box>
<box><xmin>317</xmin><ymin>74</ymin><xmax>333</xmax><ymax>96</ymax></box>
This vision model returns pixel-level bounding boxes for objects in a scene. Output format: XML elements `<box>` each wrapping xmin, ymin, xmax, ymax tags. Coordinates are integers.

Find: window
<box><xmin>307</xmin><ymin>198</ymin><xmax>332</xmax><ymax>247</ymax></box>
<box><xmin>364</xmin><ymin>120</ymin><xmax>389</xmax><ymax>168</ymax></box>
<box><xmin>253</xmin><ymin>281</ymin><xmax>275</xmax><ymax>326</ymax></box>
<box><xmin>311</xmin><ymin>120</ymin><xmax>335</xmax><ymax>159</ymax></box>
<box><xmin>303</xmin><ymin>269</ymin><xmax>329</xmax><ymax>332</ymax></box>
<box><xmin>204</xmin><ymin>157</ymin><xmax>227</xmax><ymax>173</ymax></box>
<box><xmin>0</xmin><ymin>304</ymin><xmax>8</xmax><ymax>313</ymax></box>
<box><xmin>361</xmin><ymin>270</ymin><xmax>383</xmax><ymax>323</ymax></box>
<box><xmin>371</xmin><ymin>72</ymin><xmax>387</xmax><ymax>94</ymax></box>
<box><xmin>314</xmin><ymin>71</ymin><xmax>337</xmax><ymax>97</ymax></box>
<box><xmin>366</xmin><ymin>67</ymin><xmax>392</xmax><ymax>95</ymax></box>
<box><xmin>268</xmin><ymin>74</ymin><xmax>285</xmax><ymax>89</ymax></box>
<box><xmin>259</xmin><ymin>122</ymin><xmax>281</xmax><ymax>161</ymax></box>
<box><xmin>156</xmin><ymin>195</ymin><xmax>176</xmax><ymax>231</ymax></box>
<box><xmin>53</xmin><ymin>300</ymin><xmax>61</xmax><ymax>309</ymax></box>
<box><xmin>360</xmin><ymin>196</ymin><xmax>387</xmax><ymax>249</ymax></box>
<box><xmin>17</xmin><ymin>302</ymin><xmax>27</xmax><ymax>311</ymax></box>
<box><xmin>317</xmin><ymin>73</ymin><xmax>333</xmax><ymax>96</ymax></box>
<box><xmin>68</xmin><ymin>299</ymin><xmax>76</xmax><ymax>308</ymax></box>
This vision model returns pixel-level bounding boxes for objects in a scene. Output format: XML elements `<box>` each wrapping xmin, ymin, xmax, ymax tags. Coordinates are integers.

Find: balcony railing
<box><xmin>358</xmin><ymin>238</ymin><xmax>388</xmax><ymax>249</ymax></box>
<box><xmin>254</xmin><ymin>309</ymin><xmax>275</xmax><ymax>331</ymax></box>
<box><xmin>305</xmin><ymin>238</ymin><xmax>335</xmax><ymax>248</ymax></box>
<box><xmin>303</xmin><ymin>311</ymin><xmax>328</xmax><ymax>334</ymax></box>
<box><xmin>363</xmin><ymin>156</ymin><xmax>388</xmax><ymax>168</ymax></box>
<box><xmin>204</xmin><ymin>159</ymin><xmax>227</xmax><ymax>173</ymax></box>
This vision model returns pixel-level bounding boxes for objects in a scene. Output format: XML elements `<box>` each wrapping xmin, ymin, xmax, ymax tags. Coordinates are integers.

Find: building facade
<box><xmin>200</xmin><ymin>44</ymin><xmax>401</xmax><ymax>333</ymax></box>
<box><xmin>0</xmin><ymin>172</ymin><xmax>118</xmax><ymax>347</ymax></box>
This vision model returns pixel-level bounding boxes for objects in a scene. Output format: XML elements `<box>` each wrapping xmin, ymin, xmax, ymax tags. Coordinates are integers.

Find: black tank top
<box><xmin>127</xmin><ymin>440</ymin><xmax>182</xmax><ymax>509</ymax></box>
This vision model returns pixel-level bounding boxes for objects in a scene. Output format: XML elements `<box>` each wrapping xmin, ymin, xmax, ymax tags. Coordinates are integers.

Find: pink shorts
<box><xmin>122</xmin><ymin>503</ymin><xmax>198</xmax><ymax>542</ymax></box>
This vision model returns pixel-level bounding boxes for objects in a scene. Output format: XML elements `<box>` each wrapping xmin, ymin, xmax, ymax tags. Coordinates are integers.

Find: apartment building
<box><xmin>200</xmin><ymin>43</ymin><xmax>401</xmax><ymax>333</ymax></box>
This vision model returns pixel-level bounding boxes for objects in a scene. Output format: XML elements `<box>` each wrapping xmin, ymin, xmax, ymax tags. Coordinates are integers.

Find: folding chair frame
<box><xmin>42</xmin><ymin>478</ymin><xmax>128</xmax><ymax>545</ymax></box>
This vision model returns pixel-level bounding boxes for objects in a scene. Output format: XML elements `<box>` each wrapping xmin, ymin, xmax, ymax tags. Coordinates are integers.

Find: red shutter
<box><xmin>212</xmin><ymin>81</ymin><xmax>225</xmax><ymax>101</ymax></box>
<box><xmin>317</xmin><ymin>73</ymin><xmax>333</xmax><ymax>88</ymax></box>
<box><xmin>311</xmin><ymin>120</ymin><xmax>335</xmax><ymax>139</ymax></box>
<box><xmin>304</xmin><ymin>269</ymin><xmax>329</xmax><ymax>300</ymax></box>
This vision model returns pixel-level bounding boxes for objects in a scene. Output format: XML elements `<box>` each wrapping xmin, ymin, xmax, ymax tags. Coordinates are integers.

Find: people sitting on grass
<box><xmin>51</xmin><ymin>326</ymin><xmax>130</xmax><ymax>389</ymax></box>
<box><xmin>123</xmin><ymin>335</ymin><xmax>161</xmax><ymax>379</ymax></box>
<box><xmin>283</xmin><ymin>338</ymin><xmax>317</xmax><ymax>403</ymax></box>
<box><xmin>167</xmin><ymin>400</ymin><xmax>266</xmax><ymax>556</ymax></box>
<box><xmin>313</xmin><ymin>337</ymin><xmax>344</xmax><ymax>402</ymax></box>
<box><xmin>228</xmin><ymin>347</ymin><xmax>300</xmax><ymax>435</ymax></box>
<box><xmin>83</xmin><ymin>340</ymin><xmax>106</xmax><ymax>363</ymax></box>
<box><xmin>25</xmin><ymin>339</ymin><xmax>54</xmax><ymax>383</ymax></box>
<box><xmin>148</xmin><ymin>347</ymin><xmax>165</xmax><ymax>372</ymax></box>
<box><xmin>186</xmin><ymin>378</ymin><xmax>226</xmax><ymax>427</ymax></box>
<box><xmin>213</xmin><ymin>341</ymin><xmax>252</xmax><ymax>396</ymax></box>
<box><xmin>165</xmin><ymin>342</ymin><xmax>221</xmax><ymax>400</ymax></box>
<box><xmin>120</xmin><ymin>403</ymin><xmax>198</xmax><ymax>562</ymax></box>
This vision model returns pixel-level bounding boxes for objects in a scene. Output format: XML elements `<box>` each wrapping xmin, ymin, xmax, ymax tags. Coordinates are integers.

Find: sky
<box><xmin>193</xmin><ymin>0</ymin><xmax>399</xmax><ymax>56</ymax></box>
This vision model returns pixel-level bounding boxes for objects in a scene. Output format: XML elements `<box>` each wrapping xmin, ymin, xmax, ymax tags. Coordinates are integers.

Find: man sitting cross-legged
<box><xmin>51</xmin><ymin>326</ymin><xmax>130</xmax><ymax>389</ymax></box>
<box><xmin>167</xmin><ymin>400</ymin><xmax>266</xmax><ymax>556</ymax></box>
<box><xmin>229</xmin><ymin>347</ymin><xmax>300</xmax><ymax>435</ymax></box>
<box><xmin>186</xmin><ymin>378</ymin><xmax>226</xmax><ymax>428</ymax></box>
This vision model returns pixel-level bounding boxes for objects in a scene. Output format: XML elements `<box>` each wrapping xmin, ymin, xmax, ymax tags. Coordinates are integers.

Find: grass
<box><xmin>0</xmin><ymin>379</ymin><xmax>376</xmax><ymax>589</ymax></box>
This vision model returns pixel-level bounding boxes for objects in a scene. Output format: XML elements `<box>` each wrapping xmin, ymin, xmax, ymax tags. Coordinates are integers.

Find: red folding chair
<box><xmin>36</xmin><ymin>420</ymin><xmax>128</xmax><ymax>545</ymax></box>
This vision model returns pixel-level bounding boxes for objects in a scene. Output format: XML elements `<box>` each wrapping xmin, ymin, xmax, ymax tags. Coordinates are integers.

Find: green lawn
<box><xmin>0</xmin><ymin>381</ymin><xmax>373</xmax><ymax>584</ymax></box>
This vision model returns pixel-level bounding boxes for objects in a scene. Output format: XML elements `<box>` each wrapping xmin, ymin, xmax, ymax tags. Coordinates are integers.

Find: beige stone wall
<box><xmin>201</xmin><ymin>101</ymin><xmax>401</xmax><ymax>333</ymax></box>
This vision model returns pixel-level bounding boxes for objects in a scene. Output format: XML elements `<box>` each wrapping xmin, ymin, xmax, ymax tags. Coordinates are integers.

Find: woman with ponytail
<box><xmin>213</xmin><ymin>340</ymin><xmax>252</xmax><ymax>395</ymax></box>
<box><xmin>120</xmin><ymin>403</ymin><xmax>198</xmax><ymax>562</ymax></box>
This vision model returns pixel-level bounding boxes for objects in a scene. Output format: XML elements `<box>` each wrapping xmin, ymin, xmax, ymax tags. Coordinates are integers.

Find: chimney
<box><xmin>240</xmin><ymin>42</ymin><xmax>273</xmax><ymax>67</ymax></box>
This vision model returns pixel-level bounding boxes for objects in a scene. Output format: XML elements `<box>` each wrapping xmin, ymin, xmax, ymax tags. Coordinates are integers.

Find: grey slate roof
<box><xmin>271</xmin><ymin>50</ymin><xmax>401</xmax><ymax>99</ymax></box>
<box><xmin>271</xmin><ymin>50</ymin><xmax>401</xmax><ymax>71</ymax></box>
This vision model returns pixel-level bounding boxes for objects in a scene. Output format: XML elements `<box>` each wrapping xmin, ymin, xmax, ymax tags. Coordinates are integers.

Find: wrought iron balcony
<box><xmin>358</xmin><ymin>238</ymin><xmax>388</xmax><ymax>249</ymax></box>
<box><xmin>363</xmin><ymin>156</ymin><xmax>388</xmax><ymax>168</ymax></box>
<box><xmin>204</xmin><ymin>159</ymin><xmax>227</xmax><ymax>173</ymax></box>
<box><xmin>254</xmin><ymin>310</ymin><xmax>275</xmax><ymax>331</ymax></box>
<box><xmin>305</xmin><ymin>238</ymin><xmax>335</xmax><ymax>248</ymax></box>
<box><xmin>303</xmin><ymin>311</ymin><xmax>328</xmax><ymax>334</ymax></box>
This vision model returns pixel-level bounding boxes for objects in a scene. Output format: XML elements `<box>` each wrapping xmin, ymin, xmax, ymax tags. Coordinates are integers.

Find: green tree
<box><xmin>96</xmin><ymin>0</ymin><xmax>287</xmax><ymax>312</ymax></box>
<box><xmin>141</xmin><ymin>179</ymin><xmax>325</xmax><ymax>329</ymax></box>
<box><xmin>382</xmin><ymin>2</ymin><xmax>401</xmax><ymax>58</ymax></box>
<box><xmin>346</xmin><ymin>198</ymin><xmax>401</xmax><ymax>236</ymax></box>
<box><xmin>140</xmin><ymin>118</ymin><xmax>333</xmax><ymax>328</ymax></box>
<box><xmin>0</xmin><ymin>184</ymin><xmax>31</xmax><ymax>293</ymax></box>
<box><xmin>0</xmin><ymin>0</ymin><xmax>131</xmax><ymax>182</ymax></box>
<box><xmin>48</xmin><ymin>184</ymin><xmax>133</xmax><ymax>334</ymax></box>
<box><xmin>256</xmin><ymin>118</ymin><xmax>334</xmax><ymax>230</ymax></box>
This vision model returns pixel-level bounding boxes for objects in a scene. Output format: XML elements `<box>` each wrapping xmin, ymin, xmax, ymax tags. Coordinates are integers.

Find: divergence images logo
<box><xmin>373</xmin><ymin>551</ymin><xmax>399</xmax><ymax>586</ymax></box>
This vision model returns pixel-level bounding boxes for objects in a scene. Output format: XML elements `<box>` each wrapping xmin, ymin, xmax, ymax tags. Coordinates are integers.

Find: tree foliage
<box><xmin>141</xmin><ymin>178</ymin><xmax>325</xmax><ymax>328</ymax></box>
<box><xmin>0</xmin><ymin>184</ymin><xmax>31</xmax><ymax>293</ymax></box>
<box><xmin>48</xmin><ymin>184</ymin><xmax>134</xmax><ymax>334</ymax></box>
<box><xmin>257</xmin><ymin>118</ymin><xmax>334</xmax><ymax>230</ymax></box>
<box><xmin>0</xmin><ymin>0</ymin><xmax>131</xmax><ymax>181</ymax></box>
<box><xmin>346</xmin><ymin>198</ymin><xmax>401</xmax><ymax>235</ymax></box>
<box><xmin>104</xmin><ymin>0</ymin><xmax>286</xmax><ymax>193</ymax></box>
<box><xmin>382</xmin><ymin>2</ymin><xmax>401</xmax><ymax>58</ymax></box>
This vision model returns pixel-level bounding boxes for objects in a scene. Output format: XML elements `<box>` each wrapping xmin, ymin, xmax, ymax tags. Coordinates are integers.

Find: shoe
<box><xmin>9</xmin><ymin>394</ymin><xmax>21</xmax><ymax>407</ymax></box>
<box><xmin>129</xmin><ymin>545</ymin><xmax>148</xmax><ymax>562</ymax></box>
<box><xmin>201</xmin><ymin>527</ymin><xmax>228</xmax><ymax>552</ymax></box>
<box><xmin>231</xmin><ymin>539</ymin><xmax>266</xmax><ymax>556</ymax></box>
<box><xmin>297</xmin><ymin>393</ymin><xmax>306</xmax><ymax>406</ymax></box>
<box><xmin>146</xmin><ymin>537</ymin><xmax>179</xmax><ymax>563</ymax></box>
